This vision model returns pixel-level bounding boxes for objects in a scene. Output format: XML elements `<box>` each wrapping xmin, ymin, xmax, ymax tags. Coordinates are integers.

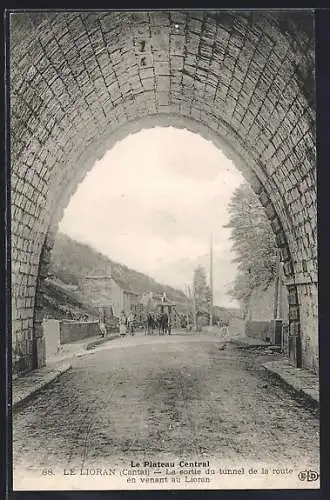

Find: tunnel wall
<box><xmin>9</xmin><ymin>10</ymin><xmax>317</xmax><ymax>373</ymax></box>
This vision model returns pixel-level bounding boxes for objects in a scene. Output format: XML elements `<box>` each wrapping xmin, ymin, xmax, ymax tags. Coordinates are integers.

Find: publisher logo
<box><xmin>298</xmin><ymin>470</ymin><xmax>319</xmax><ymax>482</ymax></box>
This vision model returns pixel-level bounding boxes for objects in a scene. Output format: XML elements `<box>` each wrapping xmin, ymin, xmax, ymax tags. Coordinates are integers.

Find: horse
<box><xmin>144</xmin><ymin>313</ymin><xmax>154</xmax><ymax>336</ymax></box>
<box><xmin>157</xmin><ymin>312</ymin><xmax>164</xmax><ymax>335</ymax></box>
<box><xmin>159</xmin><ymin>312</ymin><xmax>171</xmax><ymax>335</ymax></box>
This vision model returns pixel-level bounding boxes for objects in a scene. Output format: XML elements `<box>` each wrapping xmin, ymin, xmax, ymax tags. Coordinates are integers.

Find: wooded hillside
<box><xmin>49</xmin><ymin>232</ymin><xmax>187</xmax><ymax>305</ymax></box>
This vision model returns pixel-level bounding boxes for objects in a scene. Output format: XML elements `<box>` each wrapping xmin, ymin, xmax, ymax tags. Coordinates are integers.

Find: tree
<box><xmin>193</xmin><ymin>265</ymin><xmax>211</xmax><ymax>316</ymax></box>
<box><xmin>141</xmin><ymin>292</ymin><xmax>155</xmax><ymax>314</ymax></box>
<box><xmin>224</xmin><ymin>183</ymin><xmax>278</xmax><ymax>307</ymax></box>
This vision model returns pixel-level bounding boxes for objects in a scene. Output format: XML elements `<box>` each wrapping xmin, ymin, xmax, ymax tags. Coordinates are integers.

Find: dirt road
<box><xmin>13</xmin><ymin>334</ymin><xmax>319</xmax><ymax>475</ymax></box>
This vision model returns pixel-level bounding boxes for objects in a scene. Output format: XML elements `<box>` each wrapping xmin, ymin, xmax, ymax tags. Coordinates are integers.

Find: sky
<box><xmin>59</xmin><ymin>127</ymin><xmax>245</xmax><ymax>307</ymax></box>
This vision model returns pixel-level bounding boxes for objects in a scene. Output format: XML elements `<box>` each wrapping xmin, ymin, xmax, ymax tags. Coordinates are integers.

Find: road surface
<box><xmin>13</xmin><ymin>333</ymin><xmax>319</xmax><ymax>477</ymax></box>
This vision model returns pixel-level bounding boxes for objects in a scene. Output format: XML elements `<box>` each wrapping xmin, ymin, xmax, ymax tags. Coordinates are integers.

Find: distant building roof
<box><xmin>122</xmin><ymin>289</ymin><xmax>139</xmax><ymax>296</ymax></box>
<box><xmin>83</xmin><ymin>275</ymin><xmax>112</xmax><ymax>279</ymax></box>
<box><xmin>156</xmin><ymin>299</ymin><xmax>176</xmax><ymax>307</ymax></box>
<box><xmin>111</xmin><ymin>275</ymin><xmax>138</xmax><ymax>295</ymax></box>
<box><xmin>198</xmin><ymin>306</ymin><xmax>210</xmax><ymax>315</ymax></box>
<box><xmin>82</xmin><ymin>272</ymin><xmax>138</xmax><ymax>295</ymax></box>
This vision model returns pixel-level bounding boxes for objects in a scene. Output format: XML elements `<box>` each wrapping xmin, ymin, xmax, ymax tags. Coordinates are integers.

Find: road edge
<box><xmin>12</xmin><ymin>363</ymin><xmax>72</xmax><ymax>413</ymax></box>
<box><xmin>262</xmin><ymin>361</ymin><xmax>319</xmax><ymax>410</ymax></box>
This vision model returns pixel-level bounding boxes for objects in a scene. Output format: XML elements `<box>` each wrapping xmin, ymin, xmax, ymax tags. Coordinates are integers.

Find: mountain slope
<box><xmin>49</xmin><ymin>232</ymin><xmax>187</xmax><ymax>305</ymax></box>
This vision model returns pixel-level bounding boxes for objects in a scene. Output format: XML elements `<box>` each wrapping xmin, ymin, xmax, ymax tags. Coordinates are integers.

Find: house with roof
<box><xmin>79</xmin><ymin>268</ymin><xmax>139</xmax><ymax>317</ymax></box>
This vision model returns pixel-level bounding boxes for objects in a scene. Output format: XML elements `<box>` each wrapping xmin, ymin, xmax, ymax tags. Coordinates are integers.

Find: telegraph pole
<box><xmin>209</xmin><ymin>233</ymin><xmax>214</xmax><ymax>326</ymax></box>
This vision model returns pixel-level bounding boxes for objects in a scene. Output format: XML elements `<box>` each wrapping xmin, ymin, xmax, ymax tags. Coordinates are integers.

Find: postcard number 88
<box><xmin>41</xmin><ymin>469</ymin><xmax>55</xmax><ymax>476</ymax></box>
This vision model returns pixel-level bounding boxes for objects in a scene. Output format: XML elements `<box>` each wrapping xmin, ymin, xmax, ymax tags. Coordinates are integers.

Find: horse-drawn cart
<box><xmin>155</xmin><ymin>294</ymin><xmax>176</xmax><ymax>335</ymax></box>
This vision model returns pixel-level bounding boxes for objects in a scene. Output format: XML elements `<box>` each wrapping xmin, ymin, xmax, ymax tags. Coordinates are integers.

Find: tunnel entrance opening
<box><xmin>10</xmin><ymin>11</ymin><xmax>317</xmax><ymax>375</ymax></box>
<box><xmin>34</xmin><ymin>120</ymin><xmax>302</xmax><ymax>374</ymax></box>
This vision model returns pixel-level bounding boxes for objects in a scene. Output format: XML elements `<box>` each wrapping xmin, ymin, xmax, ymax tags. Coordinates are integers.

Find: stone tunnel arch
<box><xmin>10</xmin><ymin>10</ymin><xmax>317</xmax><ymax>374</ymax></box>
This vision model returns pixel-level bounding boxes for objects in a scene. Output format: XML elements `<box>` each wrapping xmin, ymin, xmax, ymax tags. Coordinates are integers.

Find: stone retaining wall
<box><xmin>59</xmin><ymin>320</ymin><xmax>100</xmax><ymax>344</ymax></box>
<box><xmin>245</xmin><ymin>320</ymin><xmax>272</xmax><ymax>343</ymax></box>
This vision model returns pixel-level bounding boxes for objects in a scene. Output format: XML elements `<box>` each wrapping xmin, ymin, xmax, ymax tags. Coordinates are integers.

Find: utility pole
<box><xmin>209</xmin><ymin>233</ymin><xmax>214</xmax><ymax>326</ymax></box>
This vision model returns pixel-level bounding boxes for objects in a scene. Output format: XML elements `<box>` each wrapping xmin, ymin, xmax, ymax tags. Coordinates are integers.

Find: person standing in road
<box><xmin>119</xmin><ymin>311</ymin><xmax>127</xmax><ymax>337</ymax></box>
<box><xmin>99</xmin><ymin>320</ymin><xmax>107</xmax><ymax>337</ymax></box>
<box><xmin>127</xmin><ymin>311</ymin><xmax>135</xmax><ymax>335</ymax></box>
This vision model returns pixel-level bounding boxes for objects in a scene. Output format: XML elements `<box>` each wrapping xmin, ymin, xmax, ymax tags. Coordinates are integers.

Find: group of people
<box><xmin>117</xmin><ymin>310</ymin><xmax>172</xmax><ymax>337</ymax></box>
<box><xmin>96</xmin><ymin>306</ymin><xmax>232</xmax><ymax>340</ymax></box>
<box><xmin>144</xmin><ymin>311</ymin><xmax>171</xmax><ymax>336</ymax></box>
<box><xmin>218</xmin><ymin>320</ymin><xmax>229</xmax><ymax>337</ymax></box>
<box><xmin>119</xmin><ymin>311</ymin><xmax>136</xmax><ymax>337</ymax></box>
<box><xmin>101</xmin><ymin>309</ymin><xmax>230</xmax><ymax>339</ymax></box>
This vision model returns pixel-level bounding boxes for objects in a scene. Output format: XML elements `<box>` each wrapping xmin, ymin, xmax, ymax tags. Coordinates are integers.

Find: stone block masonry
<box><xmin>10</xmin><ymin>11</ymin><xmax>317</xmax><ymax>373</ymax></box>
<box><xmin>59</xmin><ymin>321</ymin><xmax>100</xmax><ymax>345</ymax></box>
<box><xmin>245</xmin><ymin>321</ymin><xmax>272</xmax><ymax>343</ymax></box>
